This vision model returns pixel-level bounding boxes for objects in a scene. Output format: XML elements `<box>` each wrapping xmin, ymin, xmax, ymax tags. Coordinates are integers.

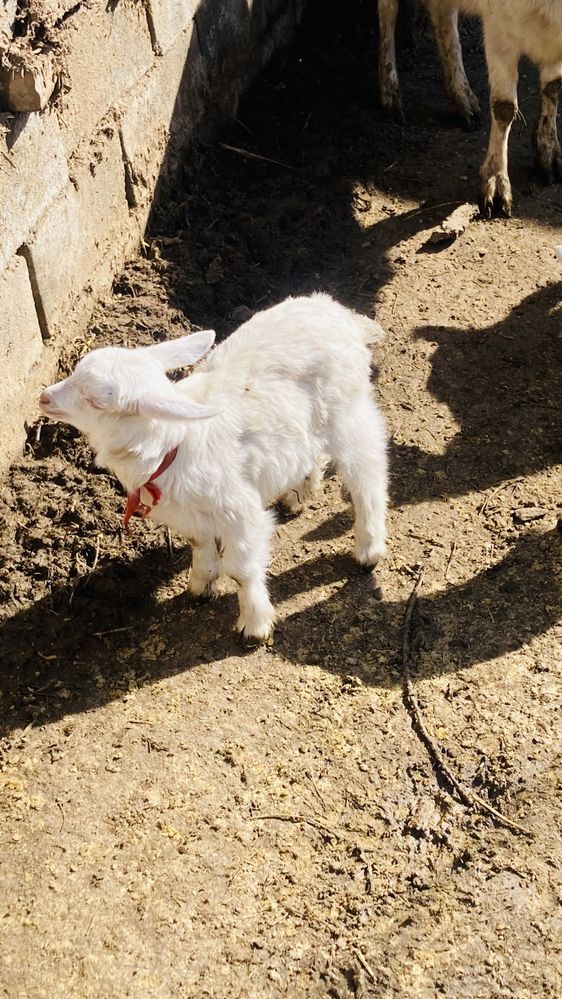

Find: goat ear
<box><xmin>141</xmin><ymin>330</ymin><xmax>215</xmax><ymax>370</ymax></box>
<box><xmin>134</xmin><ymin>394</ymin><xmax>218</xmax><ymax>422</ymax></box>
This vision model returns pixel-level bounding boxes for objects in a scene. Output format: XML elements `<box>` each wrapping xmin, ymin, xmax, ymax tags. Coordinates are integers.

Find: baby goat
<box><xmin>378</xmin><ymin>0</ymin><xmax>562</xmax><ymax>215</ymax></box>
<box><xmin>39</xmin><ymin>294</ymin><xmax>388</xmax><ymax>643</ymax></box>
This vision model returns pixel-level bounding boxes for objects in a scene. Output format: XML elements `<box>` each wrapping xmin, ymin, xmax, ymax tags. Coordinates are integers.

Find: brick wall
<box><xmin>0</xmin><ymin>0</ymin><xmax>304</xmax><ymax>472</ymax></box>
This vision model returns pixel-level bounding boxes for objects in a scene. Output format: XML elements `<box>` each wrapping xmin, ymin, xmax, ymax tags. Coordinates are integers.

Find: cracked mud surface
<box><xmin>1</xmin><ymin>2</ymin><xmax>561</xmax><ymax>996</ymax></box>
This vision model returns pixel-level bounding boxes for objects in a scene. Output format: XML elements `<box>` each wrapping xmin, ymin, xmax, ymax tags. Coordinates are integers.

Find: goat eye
<box><xmin>85</xmin><ymin>396</ymin><xmax>104</xmax><ymax>410</ymax></box>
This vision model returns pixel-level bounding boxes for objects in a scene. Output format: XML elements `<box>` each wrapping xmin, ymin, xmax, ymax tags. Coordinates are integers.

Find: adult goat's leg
<box><xmin>428</xmin><ymin>0</ymin><xmax>480</xmax><ymax>128</ymax></box>
<box><xmin>480</xmin><ymin>24</ymin><xmax>518</xmax><ymax>216</ymax></box>
<box><xmin>378</xmin><ymin>0</ymin><xmax>404</xmax><ymax>121</ymax></box>
<box><xmin>533</xmin><ymin>64</ymin><xmax>562</xmax><ymax>183</ymax></box>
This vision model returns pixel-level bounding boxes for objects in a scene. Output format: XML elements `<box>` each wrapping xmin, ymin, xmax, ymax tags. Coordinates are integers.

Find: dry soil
<box><xmin>1</xmin><ymin>2</ymin><xmax>561</xmax><ymax>997</ymax></box>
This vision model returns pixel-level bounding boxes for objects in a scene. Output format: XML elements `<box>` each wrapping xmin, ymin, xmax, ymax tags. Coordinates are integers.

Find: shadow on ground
<box><xmin>394</xmin><ymin>280</ymin><xmax>562</xmax><ymax>506</ymax></box>
<box><xmin>1</xmin><ymin>508</ymin><xmax>559</xmax><ymax>736</ymax></box>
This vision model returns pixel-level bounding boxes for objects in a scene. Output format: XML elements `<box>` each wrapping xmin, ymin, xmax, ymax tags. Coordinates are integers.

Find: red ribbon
<box><xmin>122</xmin><ymin>446</ymin><xmax>178</xmax><ymax>531</ymax></box>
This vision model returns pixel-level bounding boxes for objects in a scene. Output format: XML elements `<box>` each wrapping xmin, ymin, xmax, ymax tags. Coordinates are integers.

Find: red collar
<box><xmin>123</xmin><ymin>446</ymin><xmax>178</xmax><ymax>531</ymax></box>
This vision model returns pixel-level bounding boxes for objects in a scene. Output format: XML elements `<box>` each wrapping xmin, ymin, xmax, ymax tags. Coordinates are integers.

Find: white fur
<box><xmin>378</xmin><ymin>0</ymin><xmax>562</xmax><ymax>214</ymax></box>
<box><xmin>39</xmin><ymin>294</ymin><xmax>388</xmax><ymax>643</ymax></box>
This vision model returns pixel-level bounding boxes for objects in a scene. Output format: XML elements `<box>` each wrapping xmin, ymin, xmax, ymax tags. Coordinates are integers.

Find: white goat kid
<box><xmin>39</xmin><ymin>294</ymin><xmax>388</xmax><ymax>644</ymax></box>
<box><xmin>378</xmin><ymin>0</ymin><xmax>562</xmax><ymax>215</ymax></box>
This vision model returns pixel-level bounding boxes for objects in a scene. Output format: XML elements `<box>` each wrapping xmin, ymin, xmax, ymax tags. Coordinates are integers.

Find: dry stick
<box><xmin>408</xmin><ymin>199</ymin><xmax>466</xmax><ymax>217</ymax></box>
<box><xmin>56</xmin><ymin>799</ymin><xmax>65</xmax><ymax>834</ymax></box>
<box><xmin>253</xmin><ymin>812</ymin><xmax>343</xmax><ymax>842</ymax></box>
<box><xmin>478</xmin><ymin>476</ymin><xmax>524</xmax><ymax>516</ymax></box>
<box><xmin>444</xmin><ymin>539</ymin><xmax>457</xmax><ymax>581</ymax></box>
<box><xmin>351</xmin><ymin>946</ymin><xmax>378</xmax><ymax>986</ymax></box>
<box><xmin>401</xmin><ymin>570</ymin><xmax>534</xmax><ymax>838</ymax></box>
<box><xmin>90</xmin><ymin>533</ymin><xmax>101</xmax><ymax>575</ymax></box>
<box><xmin>235</xmin><ymin>117</ymin><xmax>255</xmax><ymax>138</ymax></box>
<box><xmin>0</xmin><ymin>149</ymin><xmax>15</xmax><ymax>170</ymax></box>
<box><xmin>219</xmin><ymin>142</ymin><xmax>295</xmax><ymax>171</ymax></box>
<box><xmin>165</xmin><ymin>527</ymin><xmax>173</xmax><ymax>560</ymax></box>
<box><xmin>93</xmin><ymin>626</ymin><xmax>134</xmax><ymax>638</ymax></box>
<box><xmin>80</xmin><ymin>534</ymin><xmax>102</xmax><ymax>592</ymax></box>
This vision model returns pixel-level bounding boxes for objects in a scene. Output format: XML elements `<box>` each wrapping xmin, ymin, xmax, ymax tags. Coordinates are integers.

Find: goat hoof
<box><xmin>480</xmin><ymin>171</ymin><xmax>512</xmax><ymax>218</ymax></box>
<box><xmin>462</xmin><ymin>108</ymin><xmax>480</xmax><ymax>132</ymax></box>
<box><xmin>357</xmin><ymin>561</ymin><xmax>375</xmax><ymax>574</ymax></box>
<box><xmin>239</xmin><ymin>629</ymin><xmax>274</xmax><ymax>649</ymax></box>
<box><xmin>355</xmin><ymin>542</ymin><xmax>385</xmax><ymax>568</ymax></box>
<box><xmin>535</xmin><ymin>148</ymin><xmax>562</xmax><ymax>185</ymax></box>
<box><xmin>456</xmin><ymin>91</ymin><xmax>480</xmax><ymax>132</ymax></box>
<box><xmin>189</xmin><ymin>579</ymin><xmax>221</xmax><ymax>603</ymax></box>
<box><xmin>190</xmin><ymin>593</ymin><xmax>211</xmax><ymax>605</ymax></box>
<box><xmin>381</xmin><ymin>88</ymin><xmax>405</xmax><ymax>125</ymax></box>
<box><xmin>481</xmin><ymin>195</ymin><xmax>511</xmax><ymax>218</ymax></box>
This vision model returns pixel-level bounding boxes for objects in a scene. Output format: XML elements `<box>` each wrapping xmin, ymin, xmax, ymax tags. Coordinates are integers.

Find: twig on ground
<box><xmin>93</xmin><ymin>626</ymin><xmax>134</xmax><ymax>637</ymax></box>
<box><xmin>445</xmin><ymin>539</ymin><xmax>457</xmax><ymax>580</ymax></box>
<box><xmin>351</xmin><ymin>946</ymin><xmax>378</xmax><ymax>985</ymax></box>
<box><xmin>219</xmin><ymin>143</ymin><xmax>295</xmax><ymax>171</ymax></box>
<box><xmin>304</xmin><ymin>769</ymin><xmax>328</xmax><ymax>811</ymax></box>
<box><xmin>67</xmin><ymin>576</ymin><xmax>80</xmax><ymax>607</ymax></box>
<box><xmin>235</xmin><ymin>117</ymin><xmax>255</xmax><ymax>138</ymax></box>
<box><xmin>89</xmin><ymin>534</ymin><xmax>101</xmax><ymax>576</ymax></box>
<box><xmin>401</xmin><ymin>570</ymin><xmax>534</xmax><ymax>838</ymax></box>
<box><xmin>253</xmin><ymin>812</ymin><xmax>343</xmax><ymax>842</ymax></box>
<box><xmin>56</xmin><ymin>799</ymin><xmax>65</xmax><ymax>833</ymax></box>
<box><xmin>1</xmin><ymin>149</ymin><xmax>15</xmax><ymax>169</ymax></box>
<box><xmin>165</xmin><ymin>527</ymin><xmax>173</xmax><ymax>560</ymax></box>
<box><xmin>478</xmin><ymin>476</ymin><xmax>524</xmax><ymax>515</ymax></box>
<box><xmin>409</xmin><ymin>199</ymin><xmax>464</xmax><ymax>217</ymax></box>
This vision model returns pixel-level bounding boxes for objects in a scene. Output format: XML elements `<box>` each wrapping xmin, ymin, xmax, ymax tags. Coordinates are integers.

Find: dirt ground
<box><xmin>1</xmin><ymin>2</ymin><xmax>561</xmax><ymax>996</ymax></box>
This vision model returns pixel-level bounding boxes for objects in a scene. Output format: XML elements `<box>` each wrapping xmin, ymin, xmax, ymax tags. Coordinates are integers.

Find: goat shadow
<box><xmin>393</xmin><ymin>279</ymin><xmax>562</xmax><ymax>507</ymax></box>
<box><xmin>1</xmin><ymin>518</ymin><xmax>559</xmax><ymax>738</ymax></box>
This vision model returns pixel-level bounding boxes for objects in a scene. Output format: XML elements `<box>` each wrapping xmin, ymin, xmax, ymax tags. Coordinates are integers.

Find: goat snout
<box><xmin>39</xmin><ymin>390</ymin><xmax>65</xmax><ymax>417</ymax></box>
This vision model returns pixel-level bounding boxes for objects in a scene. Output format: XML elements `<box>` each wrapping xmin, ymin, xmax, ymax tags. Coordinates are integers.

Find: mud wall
<box><xmin>0</xmin><ymin>0</ymin><xmax>304</xmax><ymax>471</ymax></box>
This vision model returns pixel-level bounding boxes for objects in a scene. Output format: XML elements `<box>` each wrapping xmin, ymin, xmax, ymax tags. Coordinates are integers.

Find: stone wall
<box><xmin>0</xmin><ymin>0</ymin><xmax>304</xmax><ymax>472</ymax></box>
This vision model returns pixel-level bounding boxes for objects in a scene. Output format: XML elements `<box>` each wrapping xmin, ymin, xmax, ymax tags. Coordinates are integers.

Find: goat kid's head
<box><xmin>39</xmin><ymin>330</ymin><xmax>217</xmax><ymax>433</ymax></box>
